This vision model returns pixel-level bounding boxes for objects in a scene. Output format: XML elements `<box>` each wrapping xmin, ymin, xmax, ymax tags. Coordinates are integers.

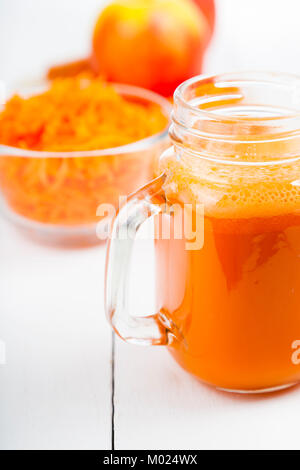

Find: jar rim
<box><xmin>174</xmin><ymin>71</ymin><xmax>300</xmax><ymax>125</ymax></box>
<box><xmin>171</xmin><ymin>72</ymin><xmax>300</xmax><ymax>164</ymax></box>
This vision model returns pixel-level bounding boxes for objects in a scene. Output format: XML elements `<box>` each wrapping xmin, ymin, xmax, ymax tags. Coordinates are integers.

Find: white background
<box><xmin>1</xmin><ymin>0</ymin><xmax>300</xmax><ymax>450</ymax></box>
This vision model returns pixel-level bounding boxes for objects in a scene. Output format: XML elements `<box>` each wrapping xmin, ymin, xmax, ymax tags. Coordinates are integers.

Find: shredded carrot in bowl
<box><xmin>0</xmin><ymin>77</ymin><xmax>169</xmax><ymax>225</ymax></box>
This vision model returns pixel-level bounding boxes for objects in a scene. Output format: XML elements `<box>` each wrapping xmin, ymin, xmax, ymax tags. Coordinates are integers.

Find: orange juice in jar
<box><xmin>106</xmin><ymin>73</ymin><xmax>300</xmax><ymax>393</ymax></box>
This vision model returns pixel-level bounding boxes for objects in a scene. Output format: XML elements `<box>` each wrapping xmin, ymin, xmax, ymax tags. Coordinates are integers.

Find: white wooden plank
<box><xmin>114</xmin><ymin>0</ymin><xmax>300</xmax><ymax>450</ymax></box>
<box><xmin>0</xmin><ymin>0</ymin><xmax>112</xmax><ymax>450</ymax></box>
<box><xmin>0</xmin><ymin>0</ymin><xmax>112</xmax><ymax>449</ymax></box>
<box><xmin>115</xmin><ymin>338</ymin><xmax>300</xmax><ymax>450</ymax></box>
<box><xmin>0</xmin><ymin>218</ymin><xmax>112</xmax><ymax>450</ymax></box>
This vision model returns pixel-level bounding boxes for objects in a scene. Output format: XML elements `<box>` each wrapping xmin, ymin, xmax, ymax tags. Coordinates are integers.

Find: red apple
<box><xmin>192</xmin><ymin>0</ymin><xmax>215</xmax><ymax>39</ymax></box>
<box><xmin>91</xmin><ymin>0</ymin><xmax>210</xmax><ymax>96</ymax></box>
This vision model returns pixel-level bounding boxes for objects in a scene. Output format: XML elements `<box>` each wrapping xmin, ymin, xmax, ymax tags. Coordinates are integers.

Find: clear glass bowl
<box><xmin>0</xmin><ymin>83</ymin><xmax>171</xmax><ymax>246</ymax></box>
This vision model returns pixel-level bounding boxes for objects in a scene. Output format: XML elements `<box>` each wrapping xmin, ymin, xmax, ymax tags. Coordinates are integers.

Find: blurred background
<box><xmin>1</xmin><ymin>0</ymin><xmax>300</xmax><ymax>84</ymax></box>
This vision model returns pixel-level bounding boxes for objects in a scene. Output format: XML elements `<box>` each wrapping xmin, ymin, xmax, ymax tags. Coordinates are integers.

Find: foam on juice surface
<box><xmin>159</xmin><ymin>146</ymin><xmax>300</xmax><ymax>219</ymax></box>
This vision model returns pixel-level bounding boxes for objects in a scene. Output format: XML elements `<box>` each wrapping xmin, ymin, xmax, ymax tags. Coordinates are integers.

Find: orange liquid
<box><xmin>156</xmin><ymin>152</ymin><xmax>300</xmax><ymax>391</ymax></box>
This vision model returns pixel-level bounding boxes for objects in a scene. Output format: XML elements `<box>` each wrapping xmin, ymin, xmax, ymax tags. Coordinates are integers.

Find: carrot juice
<box><xmin>106</xmin><ymin>73</ymin><xmax>300</xmax><ymax>393</ymax></box>
<box><xmin>156</xmin><ymin>150</ymin><xmax>300</xmax><ymax>391</ymax></box>
<box><xmin>155</xmin><ymin>73</ymin><xmax>300</xmax><ymax>392</ymax></box>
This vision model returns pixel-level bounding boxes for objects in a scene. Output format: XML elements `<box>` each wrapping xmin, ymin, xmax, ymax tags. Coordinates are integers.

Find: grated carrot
<box><xmin>0</xmin><ymin>77</ymin><xmax>168</xmax><ymax>225</ymax></box>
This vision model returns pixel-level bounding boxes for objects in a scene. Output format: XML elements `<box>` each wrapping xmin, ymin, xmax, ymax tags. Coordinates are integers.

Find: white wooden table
<box><xmin>1</xmin><ymin>0</ymin><xmax>300</xmax><ymax>451</ymax></box>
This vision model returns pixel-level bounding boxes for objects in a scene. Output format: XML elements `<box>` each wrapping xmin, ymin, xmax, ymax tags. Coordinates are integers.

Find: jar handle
<box><xmin>105</xmin><ymin>174</ymin><xmax>171</xmax><ymax>346</ymax></box>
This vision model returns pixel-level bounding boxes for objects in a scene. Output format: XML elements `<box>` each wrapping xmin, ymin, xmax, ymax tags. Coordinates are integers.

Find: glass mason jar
<box><xmin>105</xmin><ymin>72</ymin><xmax>300</xmax><ymax>393</ymax></box>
